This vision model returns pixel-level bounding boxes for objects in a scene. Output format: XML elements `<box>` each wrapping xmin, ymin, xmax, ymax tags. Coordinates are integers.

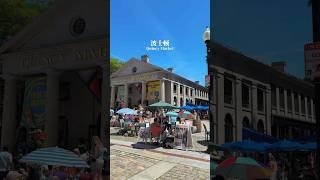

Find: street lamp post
<box><xmin>311</xmin><ymin>0</ymin><xmax>320</xmax><ymax>177</ymax></box>
<box><xmin>203</xmin><ymin>26</ymin><xmax>214</xmax><ymax>143</ymax></box>
<box><xmin>203</xmin><ymin>25</ymin><xmax>214</xmax><ymax>178</ymax></box>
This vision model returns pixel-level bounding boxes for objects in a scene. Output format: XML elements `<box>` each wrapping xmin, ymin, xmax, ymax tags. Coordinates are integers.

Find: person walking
<box><xmin>269</xmin><ymin>153</ymin><xmax>278</xmax><ymax>180</ymax></box>
<box><xmin>90</xmin><ymin>136</ymin><xmax>107</xmax><ymax>180</ymax></box>
<box><xmin>0</xmin><ymin>146</ymin><xmax>12</xmax><ymax>180</ymax></box>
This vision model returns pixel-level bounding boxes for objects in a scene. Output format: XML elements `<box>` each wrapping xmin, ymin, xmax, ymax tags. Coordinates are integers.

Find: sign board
<box><xmin>174</xmin><ymin>125</ymin><xmax>188</xmax><ymax>150</ymax></box>
<box><xmin>116</xmin><ymin>85</ymin><xmax>125</xmax><ymax>102</ymax></box>
<box><xmin>174</xmin><ymin>124</ymin><xmax>193</xmax><ymax>150</ymax></box>
<box><xmin>205</xmin><ymin>75</ymin><xmax>210</xmax><ymax>87</ymax></box>
<box><xmin>146</xmin><ymin>81</ymin><xmax>160</xmax><ymax>101</ymax></box>
<box><xmin>304</xmin><ymin>43</ymin><xmax>320</xmax><ymax>80</ymax></box>
<box><xmin>21</xmin><ymin>77</ymin><xmax>47</xmax><ymax>129</ymax></box>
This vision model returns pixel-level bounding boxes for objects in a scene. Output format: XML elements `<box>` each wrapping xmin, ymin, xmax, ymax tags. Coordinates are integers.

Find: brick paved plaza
<box><xmin>110</xmin><ymin>140</ymin><xmax>210</xmax><ymax>180</ymax></box>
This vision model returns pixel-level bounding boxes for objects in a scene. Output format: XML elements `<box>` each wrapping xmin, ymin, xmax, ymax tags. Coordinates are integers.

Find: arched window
<box><xmin>225</xmin><ymin>114</ymin><xmax>233</xmax><ymax>142</ymax></box>
<box><xmin>257</xmin><ymin>120</ymin><xmax>264</xmax><ymax>133</ymax></box>
<box><xmin>174</xmin><ymin>96</ymin><xmax>177</xmax><ymax>106</ymax></box>
<box><xmin>180</xmin><ymin>98</ymin><xmax>184</xmax><ymax>107</ymax></box>
<box><xmin>242</xmin><ymin>117</ymin><xmax>250</xmax><ymax>129</ymax></box>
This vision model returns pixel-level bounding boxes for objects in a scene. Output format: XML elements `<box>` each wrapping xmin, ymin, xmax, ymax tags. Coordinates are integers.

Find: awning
<box><xmin>242</xmin><ymin>128</ymin><xmax>279</xmax><ymax>143</ymax></box>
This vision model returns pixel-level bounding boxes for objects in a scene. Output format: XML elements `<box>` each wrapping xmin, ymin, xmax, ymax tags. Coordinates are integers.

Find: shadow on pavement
<box><xmin>131</xmin><ymin>142</ymin><xmax>160</xmax><ymax>149</ymax></box>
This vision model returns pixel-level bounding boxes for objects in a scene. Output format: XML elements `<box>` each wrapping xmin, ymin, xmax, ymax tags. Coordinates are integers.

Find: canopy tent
<box><xmin>180</xmin><ymin>103</ymin><xmax>209</xmax><ymax>111</ymax></box>
<box><xmin>197</xmin><ymin>105</ymin><xmax>209</xmax><ymax>110</ymax></box>
<box><xmin>242</xmin><ymin>128</ymin><xmax>279</xmax><ymax>143</ymax></box>
<box><xmin>221</xmin><ymin>140</ymin><xmax>270</xmax><ymax>153</ymax></box>
<box><xmin>304</xmin><ymin>142</ymin><xmax>316</xmax><ymax>151</ymax></box>
<box><xmin>185</xmin><ymin>102</ymin><xmax>196</xmax><ymax>107</ymax></box>
<box><xmin>267</xmin><ymin>140</ymin><xmax>304</xmax><ymax>152</ymax></box>
<box><xmin>180</xmin><ymin>106</ymin><xmax>194</xmax><ymax>111</ymax></box>
<box><xmin>291</xmin><ymin>136</ymin><xmax>316</xmax><ymax>143</ymax></box>
<box><xmin>221</xmin><ymin>139</ymin><xmax>316</xmax><ymax>152</ymax></box>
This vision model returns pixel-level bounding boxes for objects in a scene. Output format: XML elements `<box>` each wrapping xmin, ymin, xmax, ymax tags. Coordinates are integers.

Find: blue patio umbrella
<box><xmin>197</xmin><ymin>105</ymin><xmax>209</xmax><ymax>110</ymax></box>
<box><xmin>221</xmin><ymin>140</ymin><xmax>269</xmax><ymax>152</ymax></box>
<box><xmin>304</xmin><ymin>142</ymin><xmax>316</xmax><ymax>151</ymax></box>
<box><xmin>267</xmin><ymin>140</ymin><xmax>303</xmax><ymax>151</ymax></box>
<box><xmin>180</xmin><ymin>106</ymin><xmax>195</xmax><ymax>111</ymax></box>
<box><xmin>116</xmin><ymin>108</ymin><xmax>137</xmax><ymax>115</ymax></box>
<box><xmin>19</xmin><ymin>147</ymin><xmax>89</xmax><ymax>167</ymax></box>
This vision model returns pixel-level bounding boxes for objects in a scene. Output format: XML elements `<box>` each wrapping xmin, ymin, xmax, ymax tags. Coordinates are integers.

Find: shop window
<box><xmin>174</xmin><ymin>96</ymin><xmax>177</xmax><ymax>106</ymax></box>
<box><xmin>306</xmin><ymin>70</ymin><xmax>312</xmax><ymax>76</ymax></box>
<box><xmin>224</xmin><ymin>114</ymin><xmax>233</xmax><ymax>143</ymax></box>
<box><xmin>242</xmin><ymin>83</ymin><xmax>249</xmax><ymax>108</ymax></box>
<box><xmin>287</xmin><ymin>90</ymin><xmax>292</xmax><ymax>112</ymax></box>
<box><xmin>301</xmin><ymin>96</ymin><xmax>306</xmax><ymax>114</ymax></box>
<box><xmin>271</xmin><ymin>85</ymin><xmax>276</xmax><ymax>109</ymax></box>
<box><xmin>224</xmin><ymin>78</ymin><xmax>233</xmax><ymax>104</ymax></box>
<box><xmin>308</xmin><ymin>98</ymin><xmax>312</xmax><ymax>116</ymax></box>
<box><xmin>294</xmin><ymin>93</ymin><xmax>299</xmax><ymax>114</ymax></box>
<box><xmin>257</xmin><ymin>88</ymin><xmax>264</xmax><ymax>111</ymax></box>
<box><xmin>279</xmin><ymin>88</ymin><xmax>284</xmax><ymax>110</ymax></box>
<box><xmin>257</xmin><ymin>120</ymin><xmax>264</xmax><ymax>133</ymax></box>
<box><xmin>242</xmin><ymin>117</ymin><xmax>250</xmax><ymax>129</ymax></box>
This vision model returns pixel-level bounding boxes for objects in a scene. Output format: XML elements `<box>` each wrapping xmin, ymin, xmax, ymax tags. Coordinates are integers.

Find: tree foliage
<box><xmin>110</xmin><ymin>57</ymin><xmax>124</xmax><ymax>74</ymax></box>
<box><xmin>0</xmin><ymin>0</ymin><xmax>53</xmax><ymax>45</ymax></box>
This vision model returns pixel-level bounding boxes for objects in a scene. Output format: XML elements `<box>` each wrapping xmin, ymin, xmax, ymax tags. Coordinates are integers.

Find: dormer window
<box><xmin>132</xmin><ymin>67</ymin><xmax>137</xmax><ymax>73</ymax></box>
<box><xmin>70</xmin><ymin>17</ymin><xmax>86</xmax><ymax>36</ymax></box>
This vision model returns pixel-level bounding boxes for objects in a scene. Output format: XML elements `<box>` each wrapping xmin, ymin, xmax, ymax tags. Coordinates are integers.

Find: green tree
<box><xmin>0</xmin><ymin>0</ymin><xmax>53</xmax><ymax>45</ymax></box>
<box><xmin>110</xmin><ymin>57</ymin><xmax>124</xmax><ymax>74</ymax></box>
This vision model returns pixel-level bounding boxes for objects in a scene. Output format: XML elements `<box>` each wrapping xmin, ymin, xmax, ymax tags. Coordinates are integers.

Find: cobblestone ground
<box><xmin>110</xmin><ymin>148</ymin><xmax>160</xmax><ymax>180</ymax></box>
<box><xmin>110</xmin><ymin>143</ymin><xmax>210</xmax><ymax>180</ymax></box>
<box><xmin>157</xmin><ymin>164</ymin><xmax>210</xmax><ymax>180</ymax></box>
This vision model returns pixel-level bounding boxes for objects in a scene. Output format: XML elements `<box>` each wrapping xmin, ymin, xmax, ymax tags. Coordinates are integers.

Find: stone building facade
<box><xmin>208</xmin><ymin>42</ymin><xmax>316</xmax><ymax>144</ymax></box>
<box><xmin>0</xmin><ymin>0</ymin><xmax>109</xmax><ymax>151</ymax></box>
<box><xmin>111</xmin><ymin>55</ymin><xmax>208</xmax><ymax>109</ymax></box>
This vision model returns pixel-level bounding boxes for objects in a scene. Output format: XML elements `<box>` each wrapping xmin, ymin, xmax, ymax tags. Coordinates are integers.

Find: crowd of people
<box><xmin>212</xmin><ymin>151</ymin><xmax>316</xmax><ymax>180</ymax></box>
<box><xmin>216</xmin><ymin>151</ymin><xmax>317</xmax><ymax>180</ymax></box>
<box><xmin>267</xmin><ymin>152</ymin><xmax>316</xmax><ymax>179</ymax></box>
<box><xmin>110</xmin><ymin>104</ymin><xmax>204</xmax><ymax>148</ymax></box>
<box><xmin>0</xmin><ymin>136</ymin><xmax>107</xmax><ymax>180</ymax></box>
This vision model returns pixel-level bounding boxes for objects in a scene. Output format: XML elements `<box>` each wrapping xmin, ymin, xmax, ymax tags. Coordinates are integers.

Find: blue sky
<box><xmin>111</xmin><ymin>0</ymin><xmax>210</xmax><ymax>85</ymax></box>
<box><xmin>212</xmin><ymin>0</ymin><xmax>313</xmax><ymax>79</ymax></box>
